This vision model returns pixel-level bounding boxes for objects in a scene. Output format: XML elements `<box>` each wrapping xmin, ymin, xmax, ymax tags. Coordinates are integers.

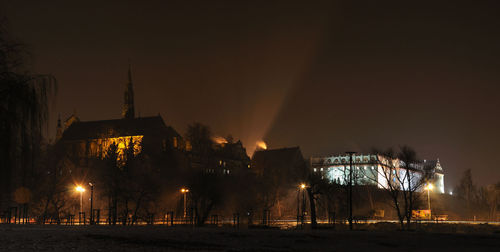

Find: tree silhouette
<box><xmin>364</xmin><ymin>146</ymin><xmax>428</xmax><ymax>230</ymax></box>
<box><xmin>0</xmin><ymin>18</ymin><xmax>56</xmax><ymax>210</ymax></box>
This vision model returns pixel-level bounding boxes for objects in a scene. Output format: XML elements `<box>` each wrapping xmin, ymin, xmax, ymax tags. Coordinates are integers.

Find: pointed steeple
<box><xmin>122</xmin><ymin>62</ymin><xmax>135</xmax><ymax>119</ymax></box>
<box><xmin>56</xmin><ymin>114</ymin><xmax>62</xmax><ymax>141</ymax></box>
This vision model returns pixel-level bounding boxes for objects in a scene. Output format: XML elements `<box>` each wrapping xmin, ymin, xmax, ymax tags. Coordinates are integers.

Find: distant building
<box><xmin>187</xmin><ymin>135</ymin><xmax>251</xmax><ymax>175</ymax></box>
<box><xmin>251</xmin><ymin>147</ymin><xmax>308</xmax><ymax>182</ymax></box>
<box><xmin>310</xmin><ymin>153</ymin><xmax>445</xmax><ymax>193</ymax></box>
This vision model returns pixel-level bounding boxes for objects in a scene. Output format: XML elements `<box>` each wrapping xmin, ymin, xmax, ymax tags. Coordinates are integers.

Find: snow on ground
<box><xmin>1</xmin><ymin>224</ymin><xmax>500</xmax><ymax>251</ymax></box>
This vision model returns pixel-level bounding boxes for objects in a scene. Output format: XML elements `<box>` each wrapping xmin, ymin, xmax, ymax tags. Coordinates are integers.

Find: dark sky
<box><xmin>2</xmin><ymin>0</ymin><xmax>500</xmax><ymax>188</ymax></box>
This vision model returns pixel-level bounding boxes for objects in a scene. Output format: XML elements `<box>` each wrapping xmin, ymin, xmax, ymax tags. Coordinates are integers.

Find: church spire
<box><xmin>122</xmin><ymin>62</ymin><xmax>135</xmax><ymax>119</ymax></box>
<box><xmin>56</xmin><ymin>114</ymin><xmax>62</xmax><ymax>141</ymax></box>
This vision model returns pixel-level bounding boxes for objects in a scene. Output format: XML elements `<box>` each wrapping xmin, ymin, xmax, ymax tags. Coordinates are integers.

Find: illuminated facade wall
<box><xmin>92</xmin><ymin>135</ymin><xmax>143</xmax><ymax>165</ymax></box>
<box><xmin>68</xmin><ymin>135</ymin><xmax>143</xmax><ymax>167</ymax></box>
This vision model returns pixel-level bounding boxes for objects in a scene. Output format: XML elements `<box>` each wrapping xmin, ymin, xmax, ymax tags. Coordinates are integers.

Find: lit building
<box><xmin>55</xmin><ymin>66</ymin><xmax>182</xmax><ymax>167</ymax></box>
<box><xmin>310</xmin><ymin>154</ymin><xmax>445</xmax><ymax>193</ymax></box>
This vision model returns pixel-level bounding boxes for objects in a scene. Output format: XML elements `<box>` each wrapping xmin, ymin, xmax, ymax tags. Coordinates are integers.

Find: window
<box><xmin>173</xmin><ymin>137</ymin><xmax>178</xmax><ymax>148</ymax></box>
<box><xmin>162</xmin><ymin>139</ymin><xmax>167</xmax><ymax>151</ymax></box>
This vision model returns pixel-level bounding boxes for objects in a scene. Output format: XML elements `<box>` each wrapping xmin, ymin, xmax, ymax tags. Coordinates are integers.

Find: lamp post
<box><xmin>75</xmin><ymin>185</ymin><xmax>85</xmax><ymax>215</ymax></box>
<box><xmin>89</xmin><ymin>182</ymin><xmax>94</xmax><ymax>225</ymax></box>
<box><xmin>346</xmin><ymin>151</ymin><xmax>356</xmax><ymax>230</ymax></box>
<box><xmin>296</xmin><ymin>185</ymin><xmax>300</xmax><ymax>226</ymax></box>
<box><xmin>300</xmin><ymin>183</ymin><xmax>306</xmax><ymax>218</ymax></box>
<box><xmin>425</xmin><ymin>183</ymin><xmax>433</xmax><ymax>220</ymax></box>
<box><xmin>181</xmin><ymin>188</ymin><xmax>189</xmax><ymax>218</ymax></box>
<box><xmin>297</xmin><ymin>183</ymin><xmax>306</xmax><ymax>226</ymax></box>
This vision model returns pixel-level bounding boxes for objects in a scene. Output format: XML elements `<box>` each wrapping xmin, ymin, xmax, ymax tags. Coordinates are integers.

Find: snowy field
<box><xmin>1</xmin><ymin>224</ymin><xmax>500</xmax><ymax>251</ymax></box>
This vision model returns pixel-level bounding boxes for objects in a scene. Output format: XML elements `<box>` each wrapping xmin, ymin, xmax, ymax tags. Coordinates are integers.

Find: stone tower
<box><xmin>122</xmin><ymin>64</ymin><xmax>135</xmax><ymax>119</ymax></box>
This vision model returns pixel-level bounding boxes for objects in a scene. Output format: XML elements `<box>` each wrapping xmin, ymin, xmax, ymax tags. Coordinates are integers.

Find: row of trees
<box><xmin>454</xmin><ymin>169</ymin><xmax>500</xmax><ymax>220</ymax></box>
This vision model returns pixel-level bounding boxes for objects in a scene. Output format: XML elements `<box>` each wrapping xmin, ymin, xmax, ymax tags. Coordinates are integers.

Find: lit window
<box><xmin>173</xmin><ymin>137</ymin><xmax>178</xmax><ymax>148</ymax></box>
<box><xmin>320</xmin><ymin>168</ymin><xmax>323</xmax><ymax>171</ymax></box>
<box><xmin>314</xmin><ymin>168</ymin><xmax>317</xmax><ymax>172</ymax></box>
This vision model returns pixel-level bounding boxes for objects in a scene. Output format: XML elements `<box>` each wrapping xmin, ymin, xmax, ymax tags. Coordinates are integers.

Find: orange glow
<box><xmin>300</xmin><ymin>183</ymin><xmax>306</xmax><ymax>190</ymax></box>
<box><xmin>256</xmin><ymin>140</ymin><xmax>267</xmax><ymax>150</ymax></box>
<box><xmin>180</xmin><ymin>188</ymin><xmax>189</xmax><ymax>193</ymax></box>
<box><xmin>213</xmin><ymin>136</ymin><xmax>228</xmax><ymax>145</ymax></box>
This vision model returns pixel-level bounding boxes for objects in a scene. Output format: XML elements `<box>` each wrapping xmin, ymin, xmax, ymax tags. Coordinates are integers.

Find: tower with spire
<box><xmin>56</xmin><ymin>114</ymin><xmax>62</xmax><ymax>141</ymax></box>
<box><xmin>122</xmin><ymin>63</ymin><xmax>135</xmax><ymax>119</ymax></box>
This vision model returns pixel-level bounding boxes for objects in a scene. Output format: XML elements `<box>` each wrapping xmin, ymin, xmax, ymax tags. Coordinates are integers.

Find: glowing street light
<box><xmin>180</xmin><ymin>188</ymin><xmax>189</xmax><ymax>218</ymax></box>
<box><xmin>425</xmin><ymin>183</ymin><xmax>433</xmax><ymax>220</ymax></box>
<box><xmin>75</xmin><ymin>185</ymin><xmax>85</xmax><ymax>215</ymax></box>
<box><xmin>297</xmin><ymin>183</ymin><xmax>307</xmax><ymax>227</ymax></box>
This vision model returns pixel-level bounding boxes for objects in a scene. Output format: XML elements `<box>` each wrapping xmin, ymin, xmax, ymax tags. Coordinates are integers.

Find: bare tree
<box><xmin>363</xmin><ymin>146</ymin><xmax>429</xmax><ymax>230</ymax></box>
<box><xmin>482</xmin><ymin>183</ymin><xmax>500</xmax><ymax>220</ymax></box>
<box><xmin>185</xmin><ymin>122</ymin><xmax>222</xmax><ymax>226</ymax></box>
<box><xmin>305</xmin><ymin>172</ymin><xmax>331</xmax><ymax>228</ymax></box>
<box><xmin>455</xmin><ymin>169</ymin><xmax>476</xmax><ymax>219</ymax></box>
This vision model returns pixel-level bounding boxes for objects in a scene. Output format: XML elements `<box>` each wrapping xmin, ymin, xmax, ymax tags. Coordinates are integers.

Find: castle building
<box><xmin>310</xmin><ymin>153</ymin><xmax>445</xmax><ymax>193</ymax></box>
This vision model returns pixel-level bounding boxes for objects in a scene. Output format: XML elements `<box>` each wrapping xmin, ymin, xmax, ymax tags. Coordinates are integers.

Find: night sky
<box><xmin>2</xmin><ymin>0</ymin><xmax>500</xmax><ymax>188</ymax></box>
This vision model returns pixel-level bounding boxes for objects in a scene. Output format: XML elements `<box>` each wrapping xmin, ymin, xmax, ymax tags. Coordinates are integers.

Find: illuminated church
<box><xmin>56</xmin><ymin>66</ymin><xmax>182</xmax><ymax>167</ymax></box>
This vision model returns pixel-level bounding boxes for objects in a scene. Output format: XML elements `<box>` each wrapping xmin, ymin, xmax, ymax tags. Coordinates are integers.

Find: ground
<box><xmin>1</xmin><ymin>224</ymin><xmax>500</xmax><ymax>251</ymax></box>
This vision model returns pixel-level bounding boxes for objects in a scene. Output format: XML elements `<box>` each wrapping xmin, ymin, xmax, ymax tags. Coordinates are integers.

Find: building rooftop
<box><xmin>60</xmin><ymin>115</ymin><xmax>179</xmax><ymax>141</ymax></box>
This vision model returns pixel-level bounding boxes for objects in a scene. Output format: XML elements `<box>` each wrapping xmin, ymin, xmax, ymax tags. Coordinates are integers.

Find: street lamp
<box><xmin>89</xmin><ymin>182</ymin><xmax>94</xmax><ymax>224</ymax></box>
<box><xmin>297</xmin><ymin>183</ymin><xmax>307</xmax><ymax>226</ymax></box>
<box><xmin>181</xmin><ymin>188</ymin><xmax>189</xmax><ymax>218</ymax></box>
<box><xmin>425</xmin><ymin>183</ymin><xmax>433</xmax><ymax>220</ymax></box>
<box><xmin>75</xmin><ymin>185</ymin><xmax>85</xmax><ymax>215</ymax></box>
